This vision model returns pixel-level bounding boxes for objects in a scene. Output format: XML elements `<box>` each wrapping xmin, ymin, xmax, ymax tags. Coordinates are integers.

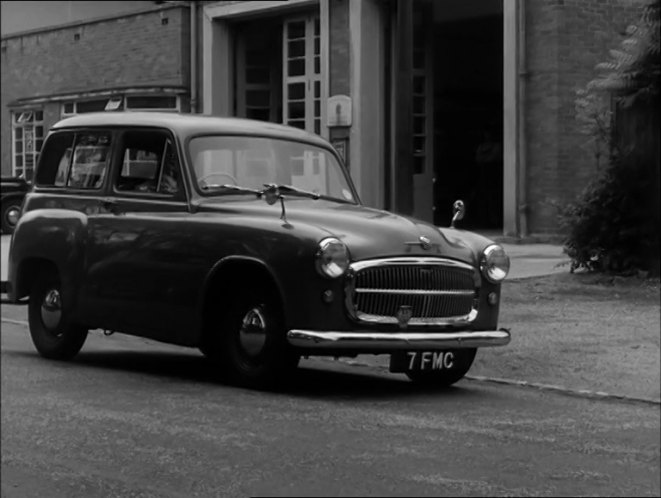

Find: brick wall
<box><xmin>525</xmin><ymin>0</ymin><xmax>646</xmax><ymax>233</ymax></box>
<box><xmin>0</xmin><ymin>5</ymin><xmax>189</xmax><ymax>175</ymax></box>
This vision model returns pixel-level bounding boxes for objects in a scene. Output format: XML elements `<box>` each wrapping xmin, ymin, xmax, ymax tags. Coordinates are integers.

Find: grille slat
<box><xmin>349</xmin><ymin>261</ymin><xmax>476</xmax><ymax>323</ymax></box>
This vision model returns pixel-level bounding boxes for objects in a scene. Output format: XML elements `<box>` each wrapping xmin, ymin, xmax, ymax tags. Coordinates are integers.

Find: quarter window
<box><xmin>67</xmin><ymin>132</ymin><xmax>112</xmax><ymax>189</ymax></box>
<box><xmin>12</xmin><ymin>109</ymin><xmax>44</xmax><ymax>181</ymax></box>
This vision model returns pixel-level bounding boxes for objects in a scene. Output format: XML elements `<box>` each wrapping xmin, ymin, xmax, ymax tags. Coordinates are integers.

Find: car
<box><xmin>1</xmin><ymin>176</ymin><xmax>30</xmax><ymax>234</ymax></box>
<box><xmin>4</xmin><ymin>112</ymin><xmax>511</xmax><ymax>388</ymax></box>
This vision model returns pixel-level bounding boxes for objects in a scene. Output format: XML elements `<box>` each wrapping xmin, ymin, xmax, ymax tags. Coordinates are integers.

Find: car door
<box><xmin>80</xmin><ymin>127</ymin><xmax>199</xmax><ymax>344</ymax></box>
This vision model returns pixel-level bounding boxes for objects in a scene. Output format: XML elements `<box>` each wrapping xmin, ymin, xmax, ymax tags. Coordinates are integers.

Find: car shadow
<box><xmin>15</xmin><ymin>347</ymin><xmax>488</xmax><ymax>401</ymax></box>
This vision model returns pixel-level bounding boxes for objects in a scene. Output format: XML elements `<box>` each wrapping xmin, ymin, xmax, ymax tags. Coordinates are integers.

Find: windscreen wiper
<box><xmin>200</xmin><ymin>184</ymin><xmax>262</xmax><ymax>196</ymax></box>
<box><xmin>262</xmin><ymin>183</ymin><xmax>321</xmax><ymax>200</ymax></box>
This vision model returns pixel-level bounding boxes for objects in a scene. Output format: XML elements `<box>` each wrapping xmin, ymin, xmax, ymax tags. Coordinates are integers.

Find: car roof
<box><xmin>51</xmin><ymin>112</ymin><xmax>330</xmax><ymax>147</ymax></box>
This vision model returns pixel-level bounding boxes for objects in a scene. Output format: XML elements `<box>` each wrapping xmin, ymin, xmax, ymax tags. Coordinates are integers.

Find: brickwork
<box><xmin>0</xmin><ymin>6</ymin><xmax>189</xmax><ymax>175</ymax></box>
<box><xmin>525</xmin><ymin>0</ymin><xmax>645</xmax><ymax>233</ymax></box>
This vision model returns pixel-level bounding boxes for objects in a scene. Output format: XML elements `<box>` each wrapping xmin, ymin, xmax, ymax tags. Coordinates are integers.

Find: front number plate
<box><xmin>389</xmin><ymin>351</ymin><xmax>456</xmax><ymax>373</ymax></box>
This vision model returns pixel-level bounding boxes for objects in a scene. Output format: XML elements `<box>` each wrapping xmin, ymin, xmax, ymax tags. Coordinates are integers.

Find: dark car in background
<box><xmin>5</xmin><ymin>112</ymin><xmax>511</xmax><ymax>389</ymax></box>
<box><xmin>1</xmin><ymin>176</ymin><xmax>30</xmax><ymax>234</ymax></box>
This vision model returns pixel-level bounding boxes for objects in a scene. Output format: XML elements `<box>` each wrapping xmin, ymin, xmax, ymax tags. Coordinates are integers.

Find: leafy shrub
<box><xmin>562</xmin><ymin>0</ymin><xmax>660</xmax><ymax>276</ymax></box>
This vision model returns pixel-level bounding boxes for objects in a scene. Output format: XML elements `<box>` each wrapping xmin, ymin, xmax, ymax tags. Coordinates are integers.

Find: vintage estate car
<box><xmin>1</xmin><ymin>176</ymin><xmax>30</xmax><ymax>234</ymax></box>
<box><xmin>4</xmin><ymin>112</ymin><xmax>511</xmax><ymax>388</ymax></box>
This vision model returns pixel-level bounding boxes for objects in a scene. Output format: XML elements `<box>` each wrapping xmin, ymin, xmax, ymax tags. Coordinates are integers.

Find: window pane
<box><xmin>314</xmin><ymin>56</ymin><xmax>320</xmax><ymax>74</ymax></box>
<box><xmin>15</xmin><ymin>141</ymin><xmax>23</xmax><ymax>153</ymax></box>
<box><xmin>288</xmin><ymin>101</ymin><xmax>305</xmax><ymax>120</ymax></box>
<box><xmin>34</xmin><ymin>110</ymin><xmax>43</xmax><ymax>121</ymax></box>
<box><xmin>288</xmin><ymin>82</ymin><xmax>305</xmax><ymax>100</ymax></box>
<box><xmin>413</xmin><ymin>96</ymin><xmax>425</xmax><ymax>114</ymax></box>
<box><xmin>288</xmin><ymin>39</ymin><xmax>305</xmax><ymax>58</ymax></box>
<box><xmin>288</xmin><ymin>120</ymin><xmax>305</xmax><ymax>130</ymax></box>
<box><xmin>63</xmin><ymin>103</ymin><xmax>74</xmax><ymax>114</ymax></box>
<box><xmin>76</xmin><ymin>100</ymin><xmax>108</xmax><ymax>113</ymax></box>
<box><xmin>288</xmin><ymin>58</ymin><xmax>305</xmax><ymax>77</ymax></box>
<box><xmin>15</xmin><ymin>155</ymin><xmax>23</xmax><ymax>168</ymax></box>
<box><xmin>287</xmin><ymin>21</ymin><xmax>305</xmax><ymax>40</ymax></box>
<box><xmin>314</xmin><ymin>81</ymin><xmax>320</xmax><ymax>98</ymax></box>
<box><xmin>125</xmin><ymin>96</ymin><xmax>177</xmax><ymax>109</ymax></box>
<box><xmin>35</xmin><ymin>126</ymin><xmax>44</xmax><ymax>138</ymax></box>
<box><xmin>15</xmin><ymin>127</ymin><xmax>22</xmax><ymax>139</ymax></box>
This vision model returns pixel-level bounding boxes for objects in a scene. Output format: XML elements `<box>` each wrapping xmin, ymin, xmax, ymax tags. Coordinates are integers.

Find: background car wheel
<box><xmin>405</xmin><ymin>348</ymin><xmax>477</xmax><ymax>387</ymax></box>
<box><xmin>211</xmin><ymin>287</ymin><xmax>299</xmax><ymax>388</ymax></box>
<box><xmin>1</xmin><ymin>200</ymin><xmax>22</xmax><ymax>234</ymax></box>
<box><xmin>28</xmin><ymin>270</ymin><xmax>88</xmax><ymax>360</ymax></box>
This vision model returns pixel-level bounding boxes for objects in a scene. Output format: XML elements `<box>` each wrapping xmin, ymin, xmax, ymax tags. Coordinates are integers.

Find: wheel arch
<box><xmin>14</xmin><ymin>258</ymin><xmax>59</xmax><ymax>299</ymax></box>
<box><xmin>196</xmin><ymin>256</ymin><xmax>287</xmax><ymax>346</ymax></box>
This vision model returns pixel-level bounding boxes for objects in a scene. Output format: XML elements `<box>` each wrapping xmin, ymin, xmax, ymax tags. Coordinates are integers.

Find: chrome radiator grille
<box><xmin>345</xmin><ymin>258</ymin><xmax>478</xmax><ymax>325</ymax></box>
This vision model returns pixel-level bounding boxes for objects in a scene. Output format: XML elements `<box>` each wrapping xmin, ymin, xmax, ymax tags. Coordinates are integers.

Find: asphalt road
<box><xmin>1</xmin><ymin>305</ymin><xmax>659</xmax><ymax>497</ymax></box>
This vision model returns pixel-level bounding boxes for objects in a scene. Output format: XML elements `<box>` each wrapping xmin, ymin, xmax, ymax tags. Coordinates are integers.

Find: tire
<box><xmin>405</xmin><ymin>348</ymin><xmax>477</xmax><ymax>387</ymax></box>
<box><xmin>28</xmin><ymin>270</ymin><xmax>88</xmax><ymax>360</ymax></box>
<box><xmin>1</xmin><ymin>200</ymin><xmax>22</xmax><ymax>234</ymax></box>
<box><xmin>205</xmin><ymin>286</ymin><xmax>299</xmax><ymax>388</ymax></box>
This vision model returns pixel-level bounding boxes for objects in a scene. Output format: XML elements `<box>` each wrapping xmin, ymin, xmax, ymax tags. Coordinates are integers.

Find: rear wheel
<box><xmin>28</xmin><ymin>270</ymin><xmax>88</xmax><ymax>360</ymax></box>
<box><xmin>204</xmin><ymin>287</ymin><xmax>299</xmax><ymax>388</ymax></box>
<box><xmin>405</xmin><ymin>348</ymin><xmax>477</xmax><ymax>387</ymax></box>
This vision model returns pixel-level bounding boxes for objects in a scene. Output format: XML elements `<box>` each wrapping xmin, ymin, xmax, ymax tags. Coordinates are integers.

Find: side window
<box><xmin>68</xmin><ymin>132</ymin><xmax>112</xmax><ymax>189</ymax></box>
<box><xmin>115</xmin><ymin>130</ymin><xmax>183</xmax><ymax>198</ymax></box>
<box><xmin>34</xmin><ymin>132</ymin><xmax>75</xmax><ymax>187</ymax></box>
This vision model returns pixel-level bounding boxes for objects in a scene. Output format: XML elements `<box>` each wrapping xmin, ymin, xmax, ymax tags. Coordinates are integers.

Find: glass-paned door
<box><xmin>283</xmin><ymin>16</ymin><xmax>321</xmax><ymax>135</ymax></box>
<box><xmin>12</xmin><ymin>110</ymin><xmax>44</xmax><ymax>182</ymax></box>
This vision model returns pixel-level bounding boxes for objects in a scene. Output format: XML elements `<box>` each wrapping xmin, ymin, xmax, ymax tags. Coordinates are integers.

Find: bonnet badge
<box><xmin>397</xmin><ymin>305</ymin><xmax>413</xmax><ymax>328</ymax></box>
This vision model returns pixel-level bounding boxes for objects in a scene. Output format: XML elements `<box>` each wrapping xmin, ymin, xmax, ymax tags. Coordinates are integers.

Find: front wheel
<box><xmin>1</xmin><ymin>200</ymin><xmax>22</xmax><ymax>234</ymax></box>
<box><xmin>405</xmin><ymin>349</ymin><xmax>477</xmax><ymax>387</ymax></box>
<box><xmin>206</xmin><ymin>287</ymin><xmax>299</xmax><ymax>388</ymax></box>
<box><xmin>28</xmin><ymin>270</ymin><xmax>88</xmax><ymax>360</ymax></box>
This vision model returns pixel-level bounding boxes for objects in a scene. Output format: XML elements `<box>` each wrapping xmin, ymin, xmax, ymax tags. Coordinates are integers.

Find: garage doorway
<box><xmin>426</xmin><ymin>0</ymin><xmax>504</xmax><ymax>229</ymax></box>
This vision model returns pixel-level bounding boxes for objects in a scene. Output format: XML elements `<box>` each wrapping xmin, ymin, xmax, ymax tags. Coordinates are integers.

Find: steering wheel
<box><xmin>198</xmin><ymin>172</ymin><xmax>238</xmax><ymax>188</ymax></box>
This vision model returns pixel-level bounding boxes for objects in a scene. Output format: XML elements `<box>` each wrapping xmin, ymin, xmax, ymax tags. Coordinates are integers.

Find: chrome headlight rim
<box><xmin>315</xmin><ymin>237</ymin><xmax>350</xmax><ymax>279</ymax></box>
<box><xmin>480</xmin><ymin>244</ymin><xmax>510</xmax><ymax>283</ymax></box>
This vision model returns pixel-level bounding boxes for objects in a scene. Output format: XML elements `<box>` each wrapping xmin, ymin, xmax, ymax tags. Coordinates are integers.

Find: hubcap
<box><xmin>239</xmin><ymin>306</ymin><xmax>267</xmax><ymax>357</ymax></box>
<box><xmin>6</xmin><ymin>207</ymin><xmax>20</xmax><ymax>226</ymax></box>
<box><xmin>41</xmin><ymin>288</ymin><xmax>62</xmax><ymax>332</ymax></box>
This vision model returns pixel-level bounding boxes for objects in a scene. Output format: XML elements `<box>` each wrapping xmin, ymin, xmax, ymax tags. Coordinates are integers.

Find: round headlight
<box><xmin>480</xmin><ymin>244</ymin><xmax>510</xmax><ymax>283</ymax></box>
<box><xmin>316</xmin><ymin>237</ymin><xmax>350</xmax><ymax>278</ymax></box>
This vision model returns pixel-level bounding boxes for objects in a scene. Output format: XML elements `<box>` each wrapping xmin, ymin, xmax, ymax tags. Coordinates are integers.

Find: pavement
<box><xmin>0</xmin><ymin>234</ymin><xmax>570</xmax><ymax>284</ymax></box>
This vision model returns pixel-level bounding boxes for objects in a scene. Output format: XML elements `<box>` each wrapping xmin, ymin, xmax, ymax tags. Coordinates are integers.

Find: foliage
<box><xmin>563</xmin><ymin>0</ymin><xmax>660</xmax><ymax>275</ymax></box>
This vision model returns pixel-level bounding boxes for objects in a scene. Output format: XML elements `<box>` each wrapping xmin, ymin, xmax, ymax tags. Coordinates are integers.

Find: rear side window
<box><xmin>35</xmin><ymin>130</ymin><xmax>111</xmax><ymax>189</ymax></box>
<box><xmin>34</xmin><ymin>132</ymin><xmax>75</xmax><ymax>186</ymax></box>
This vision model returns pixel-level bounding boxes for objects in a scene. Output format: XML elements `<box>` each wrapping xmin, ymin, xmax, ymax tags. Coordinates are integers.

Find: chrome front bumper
<box><xmin>287</xmin><ymin>329</ymin><xmax>511</xmax><ymax>350</ymax></box>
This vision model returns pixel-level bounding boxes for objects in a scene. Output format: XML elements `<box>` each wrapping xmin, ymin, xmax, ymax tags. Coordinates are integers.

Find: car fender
<box><xmin>8</xmin><ymin>208</ymin><xmax>88</xmax><ymax>304</ymax></box>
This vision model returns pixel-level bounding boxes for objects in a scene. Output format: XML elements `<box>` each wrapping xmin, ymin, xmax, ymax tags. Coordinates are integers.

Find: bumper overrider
<box><xmin>287</xmin><ymin>329</ymin><xmax>511</xmax><ymax>350</ymax></box>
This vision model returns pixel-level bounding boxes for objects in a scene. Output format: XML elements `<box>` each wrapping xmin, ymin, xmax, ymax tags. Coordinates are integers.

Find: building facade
<box><xmin>1</xmin><ymin>0</ymin><xmax>646</xmax><ymax>237</ymax></box>
<box><xmin>1</xmin><ymin>1</ymin><xmax>192</xmax><ymax>182</ymax></box>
